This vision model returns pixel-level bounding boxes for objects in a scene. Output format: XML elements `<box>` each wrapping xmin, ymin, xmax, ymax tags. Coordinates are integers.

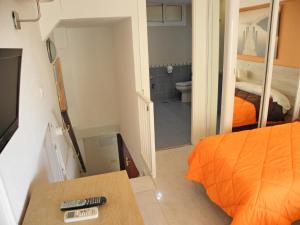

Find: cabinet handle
<box><xmin>125</xmin><ymin>157</ymin><xmax>131</xmax><ymax>167</ymax></box>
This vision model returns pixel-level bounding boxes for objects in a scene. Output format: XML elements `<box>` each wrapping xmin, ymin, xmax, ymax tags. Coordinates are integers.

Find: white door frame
<box><xmin>292</xmin><ymin>68</ymin><xmax>300</xmax><ymax>120</ymax></box>
<box><xmin>191</xmin><ymin>0</ymin><xmax>210</xmax><ymax>143</ymax></box>
<box><xmin>219</xmin><ymin>0</ymin><xmax>240</xmax><ymax>134</ymax></box>
<box><xmin>259</xmin><ymin>0</ymin><xmax>280</xmax><ymax>127</ymax></box>
<box><xmin>137</xmin><ymin>0</ymin><xmax>151</xmax><ymax>98</ymax></box>
<box><xmin>206</xmin><ymin>0</ymin><xmax>220</xmax><ymax>136</ymax></box>
<box><xmin>140</xmin><ymin>0</ymin><xmax>219</xmax><ymax>146</ymax></box>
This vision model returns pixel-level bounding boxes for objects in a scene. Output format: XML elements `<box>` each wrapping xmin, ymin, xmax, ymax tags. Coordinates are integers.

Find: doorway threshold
<box><xmin>156</xmin><ymin>143</ymin><xmax>192</xmax><ymax>151</ymax></box>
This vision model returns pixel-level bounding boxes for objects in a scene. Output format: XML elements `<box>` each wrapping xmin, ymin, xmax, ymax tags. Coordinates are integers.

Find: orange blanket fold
<box><xmin>233</xmin><ymin>96</ymin><xmax>257</xmax><ymax>128</ymax></box>
<box><xmin>187</xmin><ymin>122</ymin><xmax>300</xmax><ymax>225</ymax></box>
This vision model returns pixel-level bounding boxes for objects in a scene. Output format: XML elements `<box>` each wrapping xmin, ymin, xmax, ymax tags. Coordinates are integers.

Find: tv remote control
<box><xmin>64</xmin><ymin>207</ymin><xmax>98</xmax><ymax>223</ymax></box>
<box><xmin>60</xmin><ymin>196</ymin><xmax>107</xmax><ymax>211</ymax></box>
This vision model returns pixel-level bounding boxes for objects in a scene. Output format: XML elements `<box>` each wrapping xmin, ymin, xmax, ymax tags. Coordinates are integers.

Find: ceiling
<box><xmin>58</xmin><ymin>17</ymin><xmax>127</xmax><ymax>28</ymax></box>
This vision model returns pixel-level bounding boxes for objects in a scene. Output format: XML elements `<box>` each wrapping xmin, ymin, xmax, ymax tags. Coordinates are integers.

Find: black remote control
<box><xmin>60</xmin><ymin>196</ymin><xmax>107</xmax><ymax>211</ymax></box>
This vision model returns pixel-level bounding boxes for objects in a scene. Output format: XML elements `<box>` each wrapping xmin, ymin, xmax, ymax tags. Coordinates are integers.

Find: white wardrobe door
<box><xmin>219</xmin><ymin>0</ymin><xmax>240</xmax><ymax>133</ymax></box>
<box><xmin>259</xmin><ymin>0</ymin><xmax>281</xmax><ymax>127</ymax></box>
<box><xmin>262</xmin><ymin>0</ymin><xmax>300</xmax><ymax>126</ymax></box>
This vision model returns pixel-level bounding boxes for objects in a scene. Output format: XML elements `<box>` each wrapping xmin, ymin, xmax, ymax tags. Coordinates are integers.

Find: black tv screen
<box><xmin>0</xmin><ymin>49</ymin><xmax>22</xmax><ymax>154</ymax></box>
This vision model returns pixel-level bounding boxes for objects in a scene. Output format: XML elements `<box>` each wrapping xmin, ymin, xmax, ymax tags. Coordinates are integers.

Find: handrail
<box><xmin>61</xmin><ymin>111</ymin><xmax>87</xmax><ymax>173</ymax></box>
<box><xmin>136</xmin><ymin>91</ymin><xmax>152</xmax><ymax>104</ymax></box>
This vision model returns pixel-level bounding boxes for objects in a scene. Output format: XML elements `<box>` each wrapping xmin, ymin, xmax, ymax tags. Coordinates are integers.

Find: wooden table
<box><xmin>22</xmin><ymin>171</ymin><xmax>144</xmax><ymax>225</ymax></box>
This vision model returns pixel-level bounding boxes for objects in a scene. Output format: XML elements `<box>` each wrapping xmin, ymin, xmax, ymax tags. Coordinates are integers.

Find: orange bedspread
<box><xmin>233</xmin><ymin>96</ymin><xmax>257</xmax><ymax>128</ymax></box>
<box><xmin>187</xmin><ymin>122</ymin><xmax>300</xmax><ymax>225</ymax></box>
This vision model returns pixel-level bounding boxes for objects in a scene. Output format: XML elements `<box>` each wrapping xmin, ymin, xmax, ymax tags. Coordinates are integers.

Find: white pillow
<box><xmin>236</xmin><ymin>81</ymin><xmax>291</xmax><ymax>113</ymax></box>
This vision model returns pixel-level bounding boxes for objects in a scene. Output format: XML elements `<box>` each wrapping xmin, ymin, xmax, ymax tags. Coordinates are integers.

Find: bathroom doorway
<box><xmin>146</xmin><ymin>1</ymin><xmax>192</xmax><ymax>150</ymax></box>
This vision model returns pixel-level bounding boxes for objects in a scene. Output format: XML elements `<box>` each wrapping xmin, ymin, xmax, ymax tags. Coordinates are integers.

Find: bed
<box><xmin>233</xmin><ymin>81</ymin><xmax>291</xmax><ymax>129</ymax></box>
<box><xmin>187</xmin><ymin>122</ymin><xmax>300</xmax><ymax>225</ymax></box>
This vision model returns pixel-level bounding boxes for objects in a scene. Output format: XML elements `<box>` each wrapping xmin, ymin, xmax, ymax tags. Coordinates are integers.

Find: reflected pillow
<box><xmin>236</xmin><ymin>81</ymin><xmax>291</xmax><ymax>113</ymax></box>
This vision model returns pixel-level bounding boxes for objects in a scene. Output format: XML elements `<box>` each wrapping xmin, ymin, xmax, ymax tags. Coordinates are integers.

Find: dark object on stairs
<box><xmin>117</xmin><ymin>134</ymin><xmax>139</xmax><ymax>178</ymax></box>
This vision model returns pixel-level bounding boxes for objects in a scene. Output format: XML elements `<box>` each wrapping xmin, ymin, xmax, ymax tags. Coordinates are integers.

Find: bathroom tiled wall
<box><xmin>150</xmin><ymin>65</ymin><xmax>192</xmax><ymax>102</ymax></box>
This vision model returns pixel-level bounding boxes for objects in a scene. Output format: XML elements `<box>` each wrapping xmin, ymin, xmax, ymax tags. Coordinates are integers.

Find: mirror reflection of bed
<box><xmin>233</xmin><ymin>64</ymin><xmax>299</xmax><ymax>132</ymax></box>
<box><xmin>232</xmin><ymin>0</ymin><xmax>300</xmax><ymax>132</ymax></box>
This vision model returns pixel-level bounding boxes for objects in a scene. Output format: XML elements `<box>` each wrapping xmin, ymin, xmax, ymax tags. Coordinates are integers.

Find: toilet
<box><xmin>176</xmin><ymin>81</ymin><xmax>192</xmax><ymax>103</ymax></box>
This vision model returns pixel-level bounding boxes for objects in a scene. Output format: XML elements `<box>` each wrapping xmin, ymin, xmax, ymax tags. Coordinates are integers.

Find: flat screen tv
<box><xmin>0</xmin><ymin>49</ymin><xmax>22</xmax><ymax>154</ymax></box>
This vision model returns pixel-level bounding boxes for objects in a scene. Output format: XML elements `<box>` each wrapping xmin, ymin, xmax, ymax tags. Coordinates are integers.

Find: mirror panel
<box><xmin>232</xmin><ymin>2</ymin><xmax>272</xmax><ymax>132</ymax></box>
<box><xmin>266</xmin><ymin>0</ymin><xmax>300</xmax><ymax>126</ymax></box>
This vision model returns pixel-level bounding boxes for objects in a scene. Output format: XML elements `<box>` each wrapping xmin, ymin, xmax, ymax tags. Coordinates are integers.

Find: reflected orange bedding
<box><xmin>233</xmin><ymin>96</ymin><xmax>257</xmax><ymax>128</ymax></box>
<box><xmin>187</xmin><ymin>122</ymin><xmax>300</xmax><ymax>225</ymax></box>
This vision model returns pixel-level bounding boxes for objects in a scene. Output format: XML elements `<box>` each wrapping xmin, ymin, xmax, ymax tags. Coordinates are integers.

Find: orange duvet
<box><xmin>187</xmin><ymin>122</ymin><xmax>300</xmax><ymax>225</ymax></box>
<box><xmin>233</xmin><ymin>96</ymin><xmax>257</xmax><ymax>128</ymax></box>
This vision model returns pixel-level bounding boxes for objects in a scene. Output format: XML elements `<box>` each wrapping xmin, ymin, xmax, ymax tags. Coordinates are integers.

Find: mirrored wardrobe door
<box><xmin>262</xmin><ymin>0</ymin><xmax>300</xmax><ymax>127</ymax></box>
<box><xmin>232</xmin><ymin>1</ymin><xmax>274</xmax><ymax>132</ymax></box>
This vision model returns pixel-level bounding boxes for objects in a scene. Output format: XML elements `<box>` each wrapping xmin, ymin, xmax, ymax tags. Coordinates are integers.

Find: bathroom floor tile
<box><xmin>154</xmin><ymin>99</ymin><xmax>191</xmax><ymax>150</ymax></box>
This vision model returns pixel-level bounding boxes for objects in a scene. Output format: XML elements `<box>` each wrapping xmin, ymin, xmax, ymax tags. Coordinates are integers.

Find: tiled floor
<box><xmin>131</xmin><ymin>145</ymin><xmax>231</xmax><ymax>225</ymax></box>
<box><xmin>154</xmin><ymin>100</ymin><xmax>191</xmax><ymax>150</ymax></box>
<box><xmin>132</xmin><ymin>145</ymin><xmax>300</xmax><ymax>225</ymax></box>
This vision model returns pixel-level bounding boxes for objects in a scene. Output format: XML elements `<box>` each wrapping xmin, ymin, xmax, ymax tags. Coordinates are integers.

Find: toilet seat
<box><xmin>176</xmin><ymin>81</ymin><xmax>192</xmax><ymax>87</ymax></box>
<box><xmin>175</xmin><ymin>81</ymin><xmax>192</xmax><ymax>103</ymax></box>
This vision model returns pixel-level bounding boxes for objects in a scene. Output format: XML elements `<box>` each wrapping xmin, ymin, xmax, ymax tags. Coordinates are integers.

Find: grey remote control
<box><xmin>60</xmin><ymin>196</ymin><xmax>107</xmax><ymax>211</ymax></box>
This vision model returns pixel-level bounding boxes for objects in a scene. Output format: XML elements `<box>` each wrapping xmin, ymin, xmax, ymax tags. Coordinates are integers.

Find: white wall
<box><xmin>39</xmin><ymin>0</ymin><xmax>62</xmax><ymax>40</ymax></box>
<box><xmin>147</xmin><ymin>5</ymin><xmax>192</xmax><ymax>66</ymax></box>
<box><xmin>53</xmin><ymin>26</ymin><xmax>120</xmax><ymax>130</ymax></box>
<box><xmin>38</xmin><ymin>0</ymin><xmax>152</xmax><ymax>174</ymax></box>
<box><xmin>56</xmin><ymin>0</ymin><xmax>150</xmax><ymax>97</ymax></box>
<box><xmin>44</xmin><ymin>0</ymin><xmax>151</xmax><ymax>174</ymax></box>
<box><xmin>113</xmin><ymin>19</ymin><xmax>147</xmax><ymax>175</ymax></box>
<box><xmin>53</xmin><ymin>19</ymin><xmax>147</xmax><ymax>175</ymax></box>
<box><xmin>0</xmin><ymin>0</ymin><xmax>79</xmax><ymax>223</ymax></box>
<box><xmin>0</xmin><ymin>175</ymin><xmax>15</xmax><ymax>225</ymax></box>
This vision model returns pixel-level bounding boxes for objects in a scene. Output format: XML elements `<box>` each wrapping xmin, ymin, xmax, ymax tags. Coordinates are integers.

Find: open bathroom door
<box><xmin>137</xmin><ymin>92</ymin><xmax>156</xmax><ymax>178</ymax></box>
